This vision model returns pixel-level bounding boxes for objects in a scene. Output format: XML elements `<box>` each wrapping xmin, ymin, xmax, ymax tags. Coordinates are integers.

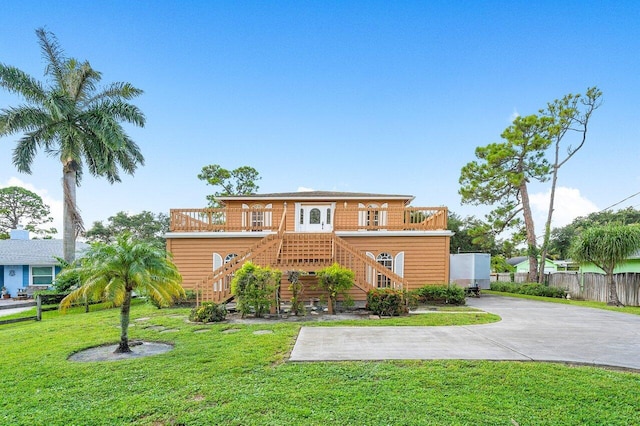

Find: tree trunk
<box><xmin>520</xmin><ymin>182</ymin><xmax>538</xmax><ymax>282</ymax></box>
<box><xmin>605</xmin><ymin>269</ymin><xmax>623</xmax><ymax>307</ymax></box>
<box><xmin>539</xmin><ymin>164</ymin><xmax>559</xmax><ymax>283</ymax></box>
<box><xmin>62</xmin><ymin>164</ymin><xmax>78</xmax><ymax>263</ymax></box>
<box><xmin>114</xmin><ymin>288</ymin><xmax>132</xmax><ymax>353</ymax></box>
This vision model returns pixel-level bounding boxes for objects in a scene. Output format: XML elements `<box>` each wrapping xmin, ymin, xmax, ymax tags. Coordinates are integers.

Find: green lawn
<box><xmin>1</xmin><ymin>303</ymin><xmax>638</xmax><ymax>425</ymax></box>
<box><xmin>483</xmin><ymin>290</ymin><xmax>640</xmax><ymax>316</ymax></box>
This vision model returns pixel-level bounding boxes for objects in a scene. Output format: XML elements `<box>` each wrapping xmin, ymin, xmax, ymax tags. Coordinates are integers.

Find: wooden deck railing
<box><xmin>171</xmin><ymin>206</ymin><xmax>447</xmax><ymax>232</ymax></box>
<box><xmin>333</xmin><ymin>236</ymin><xmax>406</xmax><ymax>292</ymax></box>
<box><xmin>195</xmin><ymin>207</ymin><xmax>288</xmax><ymax>304</ymax></box>
<box><xmin>170</xmin><ymin>207</ymin><xmax>284</xmax><ymax>232</ymax></box>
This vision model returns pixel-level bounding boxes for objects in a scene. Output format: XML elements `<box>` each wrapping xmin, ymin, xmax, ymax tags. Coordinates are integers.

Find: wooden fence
<box><xmin>0</xmin><ymin>294</ymin><xmax>101</xmax><ymax>326</ymax></box>
<box><xmin>546</xmin><ymin>272</ymin><xmax>640</xmax><ymax>306</ymax></box>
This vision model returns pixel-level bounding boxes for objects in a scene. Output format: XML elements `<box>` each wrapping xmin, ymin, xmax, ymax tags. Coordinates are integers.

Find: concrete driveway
<box><xmin>289</xmin><ymin>295</ymin><xmax>640</xmax><ymax>370</ymax></box>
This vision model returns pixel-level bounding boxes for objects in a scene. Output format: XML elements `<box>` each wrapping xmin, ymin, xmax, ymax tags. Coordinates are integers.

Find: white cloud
<box><xmin>509</xmin><ymin>109</ymin><xmax>520</xmax><ymax>122</ymax></box>
<box><xmin>297</xmin><ymin>186</ymin><xmax>314</xmax><ymax>192</ymax></box>
<box><xmin>529</xmin><ymin>186</ymin><xmax>599</xmax><ymax>230</ymax></box>
<box><xmin>1</xmin><ymin>177</ymin><xmax>63</xmax><ymax>237</ymax></box>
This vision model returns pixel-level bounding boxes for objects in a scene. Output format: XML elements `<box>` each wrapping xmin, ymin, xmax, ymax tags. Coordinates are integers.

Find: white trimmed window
<box><xmin>31</xmin><ymin>266</ymin><xmax>54</xmax><ymax>286</ymax></box>
<box><xmin>376</xmin><ymin>252</ymin><xmax>393</xmax><ymax>288</ymax></box>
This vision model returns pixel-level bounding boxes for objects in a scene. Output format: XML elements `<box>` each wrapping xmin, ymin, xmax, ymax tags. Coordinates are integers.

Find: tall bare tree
<box><xmin>537</xmin><ymin>87</ymin><xmax>602</xmax><ymax>282</ymax></box>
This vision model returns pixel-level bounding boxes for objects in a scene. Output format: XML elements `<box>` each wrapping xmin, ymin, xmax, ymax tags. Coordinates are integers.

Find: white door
<box><xmin>297</xmin><ymin>204</ymin><xmax>333</xmax><ymax>232</ymax></box>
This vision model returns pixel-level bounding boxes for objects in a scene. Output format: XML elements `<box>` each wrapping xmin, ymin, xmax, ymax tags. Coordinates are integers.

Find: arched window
<box><xmin>376</xmin><ymin>252</ymin><xmax>393</xmax><ymax>288</ymax></box>
<box><xmin>223</xmin><ymin>253</ymin><xmax>239</xmax><ymax>290</ymax></box>
<box><xmin>310</xmin><ymin>208</ymin><xmax>321</xmax><ymax>224</ymax></box>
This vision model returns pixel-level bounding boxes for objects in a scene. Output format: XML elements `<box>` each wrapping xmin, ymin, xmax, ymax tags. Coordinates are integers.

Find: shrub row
<box><xmin>410</xmin><ymin>284</ymin><xmax>466</xmax><ymax>305</ymax></box>
<box><xmin>366</xmin><ymin>289</ymin><xmax>408</xmax><ymax>316</ymax></box>
<box><xmin>490</xmin><ymin>282</ymin><xmax>567</xmax><ymax>298</ymax></box>
<box><xmin>189</xmin><ymin>302</ymin><xmax>227</xmax><ymax>323</ymax></box>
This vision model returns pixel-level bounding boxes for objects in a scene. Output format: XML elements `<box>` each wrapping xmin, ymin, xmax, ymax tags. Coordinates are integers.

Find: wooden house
<box><xmin>166</xmin><ymin>191</ymin><xmax>452</xmax><ymax>304</ymax></box>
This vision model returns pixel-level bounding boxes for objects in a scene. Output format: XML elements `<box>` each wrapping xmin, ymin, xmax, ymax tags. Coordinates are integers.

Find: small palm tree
<box><xmin>60</xmin><ymin>234</ymin><xmax>184</xmax><ymax>353</ymax></box>
<box><xmin>570</xmin><ymin>224</ymin><xmax>640</xmax><ymax>306</ymax></box>
<box><xmin>0</xmin><ymin>28</ymin><xmax>145</xmax><ymax>263</ymax></box>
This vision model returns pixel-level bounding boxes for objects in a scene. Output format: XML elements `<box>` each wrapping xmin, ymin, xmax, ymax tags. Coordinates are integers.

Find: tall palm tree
<box><xmin>0</xmin><ymin>28</ymin><xmax>145</xmax><ymax>262</ymax></box>
<box><xmin>60</xmin><ymin>234</ymin><xmax>184</xmax><ymax>353</ymax></box>
<box><xmin>570</xmin><ymin>224</ymin><xmax>640</xmax><ymax>306</ymax></box>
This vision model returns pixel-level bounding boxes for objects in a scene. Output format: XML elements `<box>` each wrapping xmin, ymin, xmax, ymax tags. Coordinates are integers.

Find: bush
<box><xmin>189</xmin><ymin>302</ymin><xmax>227</xmax><ymax>323</ymax></box>
<box><xmin>315</xmin><ymin>263</ymin><xmax>355</xmax><ymax>314</ymax></box>
<box><xmin>490</xmin><ymin>282</ymin><xmax>567</xmax><ymax>298</ymax></box>
<box><xmin>231</xmin><ymin>262</ymin><xmax>282</xmax><ymax>318</ymax></box>
<box><xmin>171</xmin><ymin>290</ymin><xmax>198</xmax><ymax>307</ymax></box>
<box><xmin>411</xmin><ymin>284</ymin><xmax>466</xmax><ymax>305</ymax></box>
<box><xmin>366</xmin><ymin>288</ymin><xmax>408</xmax><ymax>316</ymax></box>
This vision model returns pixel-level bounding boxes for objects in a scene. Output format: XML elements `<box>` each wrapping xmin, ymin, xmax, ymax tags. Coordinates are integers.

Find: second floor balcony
<box><xmin>169</xmin><ymin>205</ymin><xmax>448</xmax><ymax>233</ymax></box>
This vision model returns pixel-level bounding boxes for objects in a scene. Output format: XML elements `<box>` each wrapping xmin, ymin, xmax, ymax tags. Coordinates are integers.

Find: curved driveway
<box><xmin>289</xmin><ymin>295</ymin><xmax>640</xmax><ymax>370</ymax></box>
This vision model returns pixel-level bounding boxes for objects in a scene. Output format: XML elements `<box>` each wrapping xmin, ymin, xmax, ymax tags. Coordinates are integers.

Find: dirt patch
<box><xmin>223</xmin><ymin>309</ymin><xmax>371</xmax><ymax>324</ymax></box>
<box><xmin>68</xmin><ymin>341</ymin><xmax>173</xmax><ymax>362</ymax></box>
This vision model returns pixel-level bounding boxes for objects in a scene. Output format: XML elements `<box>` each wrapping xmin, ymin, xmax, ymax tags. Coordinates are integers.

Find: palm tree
<box><xmin>0</xmin><ymin>28</ymin><xmax>145</xmax><ymax>262</ymax></box>
<box><xmin>60</xmin><ymin>234</ymin><xmax>184</xmax><ymax>353</ymax></box>
<box><xmin>570</xmin><ymin>224</ymin><xmax>640</xmax><ymax>306</ymax></box>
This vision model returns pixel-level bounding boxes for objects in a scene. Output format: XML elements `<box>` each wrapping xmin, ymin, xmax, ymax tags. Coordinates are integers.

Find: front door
<box><xmin>297</xmin><ymin>204</ymin><xmax>333</xmax><ymax>232</ymax></box>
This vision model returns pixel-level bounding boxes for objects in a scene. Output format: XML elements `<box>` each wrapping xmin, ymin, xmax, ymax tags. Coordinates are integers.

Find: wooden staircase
<box><xmin>193</xmin><ymin>208</ymin><xmax>408</xmax><ymax>305</ymax></box>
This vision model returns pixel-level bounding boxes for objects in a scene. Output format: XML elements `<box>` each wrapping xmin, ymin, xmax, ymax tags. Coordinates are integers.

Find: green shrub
<box><xmin>366</xmin><ymin>288</ymin><xmax>408</xmax><ymax>316</ymax></box>
<box><xmin>231</xmin><ymin>262</ymin><xmax>282</xmax><ymax>318</ymax></box>
<box><xmin>490</xmin><ymin>282</ymin><xmax>567</xmax><ymax>298</ymax></box>
<box><xmin>189</xmin><ymin>302</ymin><xmax>227</xmax><ymax>323</ymax></box>
<box><xmin>315</xmin><ymin>263</ymin><xmax>355</xmax><ymax>314</ymax></box>
<box><xmin>287</xmin><ymin>270</ymin><xmax>306</xmax><ymax>316</ymax></box>
<box><xmin>171</xmin><ymin>290</ymin><xmax>198</xmax><ymax>307</ymax></box>
<box><xmin>53</xmin><ymin>257</ymin><xmax>81</xmax><ymax>292</ymax></box>
<box><xmin>411</xmin><ymin>284</ymin><xmax>466</xmax><ymax>305</ymax></box>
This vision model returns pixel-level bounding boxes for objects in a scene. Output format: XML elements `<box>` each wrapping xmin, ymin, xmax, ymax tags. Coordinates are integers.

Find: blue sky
<box><xmin>0</xmin><ymin>1</ymin><xmax>639</xmax><ymax>237</ymax></box>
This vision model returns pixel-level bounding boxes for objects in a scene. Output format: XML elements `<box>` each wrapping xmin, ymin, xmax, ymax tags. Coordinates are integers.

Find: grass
<box><xmin>0</xmin><ymin>303</ymin><xmax>638</xmax><ymax>425</ymax></box>
<box><xmin>484</xmin><ymin>290</ymin><xmax>640</xmax><ymax>316</ymax></box>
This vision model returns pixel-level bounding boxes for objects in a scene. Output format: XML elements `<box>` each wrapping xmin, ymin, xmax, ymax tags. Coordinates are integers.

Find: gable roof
<box><xmin>0</xmin><ymin>239</ymin><xmax>90</xmax><ymax>266</ymax></box>
<box><xmin>217</xmin><ymin>191</ymin><xmax>415</xmax><ymax>203</ymax></box>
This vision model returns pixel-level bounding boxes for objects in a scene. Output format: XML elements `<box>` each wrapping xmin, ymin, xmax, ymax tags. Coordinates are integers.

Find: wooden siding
<box><xmin>170</xmin><ymin>201</ymin><xmax>447</xmax><ymax>232</ymax></box>
<box><xmin>168</xmin><ymin>237</ymin><xmax>263</xmax><ymax>293</ymax></box>
<box><xmin>169</xmin><ymin>232</ymin><xmax>450</xmax><ymax>302</ymax></box>
<box><xmin>339</xmin><ymin>235</ymin><xmax>450</xmax><ymax>291</ymax></box>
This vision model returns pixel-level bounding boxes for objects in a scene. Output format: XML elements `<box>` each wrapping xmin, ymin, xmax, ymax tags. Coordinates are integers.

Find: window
<box><xmin>310</xmin><ymin>208</ymin><xmax>321</xmax><ymax>224</ymax></box>
<box><xmin>326</xmin><ymin>208</ymin><xmax>331</xmax><ymax>225</ymax></box>
<box><xmin>367</xmin><ymin>208</ymin><xmax>380</xmax><ymax>227</ymax></box>
<box><xmin>299</xmin><ymin>208</ymin><xmax>304</xmax><ymax>225</ymax></box>
<box><xmin>224</xmin><ymin>253</ymin><xmax>238</xmax><ymax>290</ymax></box>
<box><xmin>376</xmin><ymin>253</ymin><xmax>393</xmax><ymax>288</ymax></box>
<box><xmin>250</xmin><ymin>204</ymin><xmax>264</xmax><ymax>229</ymax></box>
<box><xmin>32</xmin><ymin>266</ymin><xmax>54</xmax><ymax>286</ymax></box>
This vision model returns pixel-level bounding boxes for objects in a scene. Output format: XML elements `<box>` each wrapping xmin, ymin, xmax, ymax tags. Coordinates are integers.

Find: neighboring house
<box><xmin>0</xmin><ymin>228</ymin><xmax>89</xmax><ymax>297</ymax></box>
<box><xmin>578</xmin><ymin>250</ymin><xmax>640</xmax><ymax>274</ymax></box>
<box><xmin>166</xmin><ymin>191</ymin><xmax>452</xmax><ymax>303</ymax></box>
<box><xmin>507</xmin><ymin>256</ymin><xmax>558</xmax><ymax>274</ymax></box>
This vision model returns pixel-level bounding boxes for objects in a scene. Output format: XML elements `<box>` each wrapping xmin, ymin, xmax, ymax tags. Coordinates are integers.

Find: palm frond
<box><xmin>88</xmin><ymin>82</ymin><xmax>144</xmax><ymax>103</ymax></box>
<box><xmin>36</xmin><ymin>28</ymin><xmax>67</xmax><ymax>85</ymax></box>
<box><xmin>0</xmin><ymin>64</ymin><xmax>47</xmax><ymax>104</ymax></box>
<box><xmin>0</xmin><ymin>106</ymin><xmax>51</xmax><ymax>136</ymax></box>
